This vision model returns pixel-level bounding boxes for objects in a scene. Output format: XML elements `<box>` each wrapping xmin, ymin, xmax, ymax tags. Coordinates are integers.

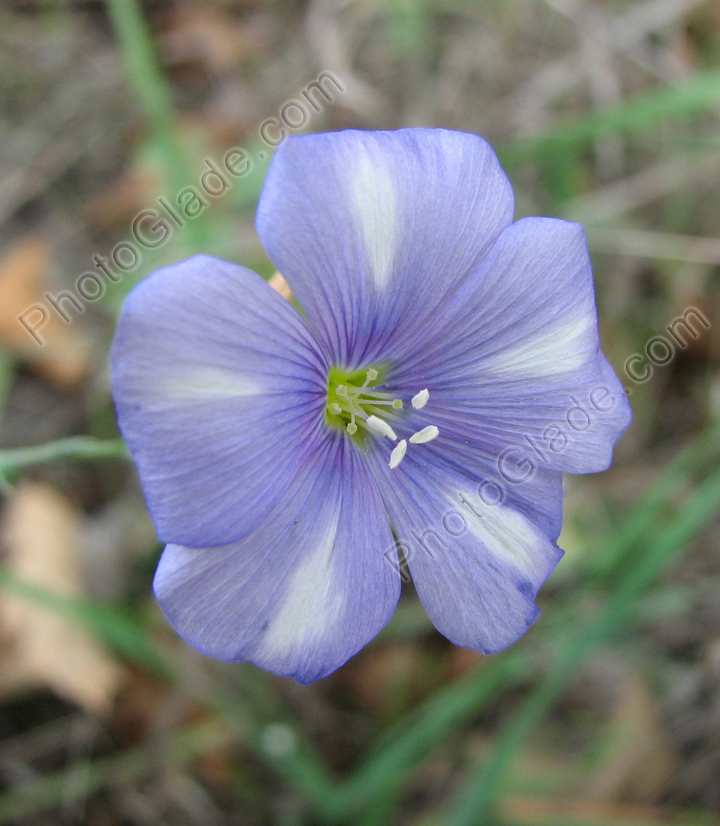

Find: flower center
<box><xmin>325</xmin><ymin>366</ymin><xmax>402</xmax><ymax>438</ymax></box>
<box><xmin>325</xmin><ymin>366</ymin><xmax>439</xmax><ymax>469</ymax></box>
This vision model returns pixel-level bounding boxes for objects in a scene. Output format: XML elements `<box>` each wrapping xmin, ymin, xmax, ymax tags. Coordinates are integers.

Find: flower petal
<box><xmin>385</xmin><ymin>218</ymin><xmax>631</xmax><ymax>476</ymax></box>
<box><xmin>153</xmin><ymin>439</ymin><xmax>401</xmax><ymax>683</ymax></box>
<box><xmin>256</xmin><ymin>128</ymin><xmax>514</xmax><ymax>365</ymax></box>
<box><xmin>367</xmin><ymin>450</ymin><xmax>563</xmax><ymax>654</ymax></box>
<box><xmin>110</xmin><ymin>255</ymin><xmax>327</xmax><ymax>548</ymax></box>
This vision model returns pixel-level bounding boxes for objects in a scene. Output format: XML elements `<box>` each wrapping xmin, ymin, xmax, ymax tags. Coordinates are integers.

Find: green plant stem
<box><xmin>0</xmin><ymin>437</ymin><xmax>129</xmax><ymax>477</ymax></box>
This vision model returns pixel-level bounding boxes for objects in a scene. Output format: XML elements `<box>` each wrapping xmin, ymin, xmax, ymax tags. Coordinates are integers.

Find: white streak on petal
<box><xmin>351</xmin><ymin>150</ymin><xmax>396</xmax><ymax>289</ymax></box>
<box><xmin>488</xmin><ymin>315</ymin><xmax>595</xmax><ymax>378</ymax></box>
<box><xmin>259</xmin><ymin>518</ymin><xmax>341</xmax><ymax>658</ymax></box>
<box><xmin>389</xmin><ymin>439</ymin><xmax>407</xmax><ymax>469</ymax></box>
<box><xmin>160</xmin><ymin>368</ymin><xmax>262</xmax><ymax>401</ymax></box>
<box><xmin>457</xmin><ymin>490</ymin><xmax>547</xmax><ymax>580</ymax></box>
<box><xmin>411</xmin><ymin>389</ymin><xmax>429</xmax><ymax>409</ymax></box>
<box><xmin>409</xmin><ymin>425</ymin><xmax>439</xmax><ymax>444</ymax></box>
<box><xmin>366</xmin><ymin>415</ymin><xmax>397</xmax><ymax>441</ymax></box>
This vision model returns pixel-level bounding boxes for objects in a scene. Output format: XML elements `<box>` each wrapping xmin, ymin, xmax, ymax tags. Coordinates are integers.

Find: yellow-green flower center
<box><xmin>325</xmin><ymin>365</ymin><xmax>403</xmax><ymax>440</ymax></box>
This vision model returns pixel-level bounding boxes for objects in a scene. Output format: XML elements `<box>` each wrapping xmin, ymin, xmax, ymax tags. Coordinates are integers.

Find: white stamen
<box><xmin>411</xmin><ymin>389</ymin><xmax>429</xmax><ymax>409</ymax></box>
<box><xmin>392</xmin><ymin>399</ymin><xmax>403</xmax><ymax>409</ymax></box>
<box><xmin>328</xmin><ymin>403</ymin><xmax>342</xmax><ymax>415</ymax></box>
<box><xmin>366</xmin><ymin>415</ymin><xmax>397</xmax><ymax>441</ymax></box>
<box><xmin>410</xmin><ymin>425</ymin><xmax>439</xmax><ymax>444</ymax></box>
<box><xmin>389</xmin><ymin>439</ymin><xmax>407</xmax><ymax>469</ymax></box>
<box><xmin>366</xmin><ymin>368</ymin><xmax>378</xmax><ymax>381</ymax></box>
<box><xmin>336</xmin><ymin>385</ymin><xmax>348</xmax><ymax>397</ymax></box>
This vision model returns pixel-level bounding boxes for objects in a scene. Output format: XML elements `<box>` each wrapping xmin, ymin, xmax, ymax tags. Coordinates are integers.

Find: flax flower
<box><xmin>110</xmin><ymin>128</ymin><xmax>631</xmax><ymax>683</ymax></box>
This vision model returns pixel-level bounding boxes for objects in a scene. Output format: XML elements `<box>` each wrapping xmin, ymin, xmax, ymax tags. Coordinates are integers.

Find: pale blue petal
<box><xmin>366</xmin><ymin>450</ymin><xmax>563</xmax><ymax>654</ymax></box>
<box><xmin>153</xmin><ymin>438</ymin><xmax>401</xmax><ymax>683</ymax></box>
<box><xmin>110</xmin><ymin>255</ymin><xmax>327</xmax><ymax>548</ymax></box>
<box><xmin>256</xmin><ymin>128</ymin><xmax>514</xmax><ymax>366</ymax></box>
<box><xmin>382</xmin><ymin>218</ymin><xmax>631</xmax><ymax>476</ymax></box>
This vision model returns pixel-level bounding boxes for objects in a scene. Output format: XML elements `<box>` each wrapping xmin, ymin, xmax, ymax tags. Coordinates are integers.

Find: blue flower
<box><xmin>110</xmin><ymin>128</ymin><xmax>631</xmax><ymax>683</ymax></box>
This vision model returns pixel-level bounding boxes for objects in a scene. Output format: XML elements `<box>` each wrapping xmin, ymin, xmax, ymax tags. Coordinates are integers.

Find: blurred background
<box><xmin>0</xmin><ymin>0</ymin><xmax>719</xmax><ymax>824</ymax></box>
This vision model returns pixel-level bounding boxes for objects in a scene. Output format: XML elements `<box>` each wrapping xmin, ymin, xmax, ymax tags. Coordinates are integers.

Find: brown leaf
<box><xmin>84</xmin><ymin>167</ymin><xmax>160</xmax><ymax>232</ymax></box>
<box><xmin>503</xmin><ymin>796</ymin><xmax>694</xmax><ymax>825</ymax></box>
<box><xmin>161</xmin><ymin>6</ymin><xmax>270</xmax><ymax>75</ymax></box>
<box><xmin>334</xmin><ymin>643</ymin><xmax>441</xmax><ymax>718</ymax></box>
<box><xmin>0</xmin><ymin>236</ymin><xmax>88</xmax><ymax>387</ymax></box>
<box><xmin>0</xmin><ymin>482</ymin><xmax>124</xmax><ymax>714</ymax></box>
<box><xmin>587</xmin><ymin>665</ymin><xmax>677</xmax><ymax>803</ymax></box>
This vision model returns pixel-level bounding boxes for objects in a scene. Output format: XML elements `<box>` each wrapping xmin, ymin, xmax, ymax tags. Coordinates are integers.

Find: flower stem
<box><xmin>0</xmin><ymin>437</ymin><xmax>129</xmax><ymax>479</ymax></box>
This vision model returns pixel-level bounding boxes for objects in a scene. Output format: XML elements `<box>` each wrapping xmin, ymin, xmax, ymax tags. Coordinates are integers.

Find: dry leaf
<box><xmin>587</xmin><ymin>665</ymin><xmax>677</xmax><ymax>803</ymax></box>
<box><xmin>334</xmin><ymin>643</ymin><xmax>440</xmax><ymax>717</ymax></box>
<box><xmin>0</xmin><ymin>482</ymin><xmax>124</xmax><ymax>714</ymax></box>
<box><xmin>0</xmin><ymin>236</ymin><xmax>88</xmax><ymax>386</ymax></box>
<box><xmin>85</xmin><ymin>167</ymin><xmax>160</xmax><ymax>232</ymax></box>
<box><xmin>162</xmin><ymin>6</ymin><xmax>269</xmax><ymax>74</ymax></box>
<box><xmin>446</xmin><ymin>645</ymin><xmax>484</xmax><ymax>679</ymax></box>
<box><xmin>503</xmin><ymin>796</ymin><xmax>690</xmax><ymax>825</ymax></box>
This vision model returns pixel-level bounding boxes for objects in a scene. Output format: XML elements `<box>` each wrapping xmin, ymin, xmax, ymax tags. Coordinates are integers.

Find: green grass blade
<box><xmin>445</xmin><ymin>463</ymin><xmax>720</xmax><ymax>826</ymax></box>
<box><xmin>575</xmin><ymin>422</ymin><xmax>720</xmax><ymax>584</ymax></box>
<box><xmin>324</xmin><ymin>426</ymin><xmax>720</xmax><ymax>820</ymax></box>
<box><xmin>324</xmin><ymin>650</ymin><xmax>528</xmax><ymax>820</ymax></box>
<box><xmin>501</xmin><ymin>70</ymin><xmax>720</xmax><ymax>165</ymax></box>
<box><xmin>104</xmin><ymin>0</ymin><xmax>207</xmax><ymax>252</ymax></box>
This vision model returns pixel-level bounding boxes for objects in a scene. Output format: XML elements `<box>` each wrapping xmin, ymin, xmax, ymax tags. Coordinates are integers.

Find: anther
<box><xmin>366</xmin><ymin>415</ymin><xmax>397</xmax><ymax>441</ymax></box>
<box><xmin>336</xmin><ymin>385</ymin><xmax>348</xmax><ymax>397</ymax></box>
<box><xmin>347</xmin><ymin>422</ymin><xmax>358</xmax><ymax>435</ymax></box>
<box><xmin>410</xmin><ymin>425</ymin><xmax>439</xmax><ymax>444</ymax></box>
<box><xmin>392</xmin><ymin>399</ymin><xmax>403</xmax><ymax>409</ymax></box>
<box><xmin>329</xmin><ymin>403</ymin><xmax>342</xmax><ymax>415</ymax></box>
<box><xmin>366</xmin><ymin>368</ymin><xmax>378</xmax><ymax>381</ymax></box>
<box><xmin>411</xmin><ymin>389</ymin><xmax>429</xmax><ymax>409</ymax></box>
<box><xmin>389</xmin><ymin>439</ymin><xmax>407</xmax><ymax>469</ymax></box>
